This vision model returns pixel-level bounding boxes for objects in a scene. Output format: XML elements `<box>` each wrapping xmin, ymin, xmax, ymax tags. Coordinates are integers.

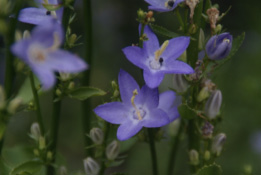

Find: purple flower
<box><xmin>11</xmin><ymin>19</ymin><xmax>88</xmax><ymax>90</ymax></box>
<box><xmin>18</xmin><ymin>0</ymin><xmax>63</xmax><ymax>25</ymax></box>
<box><xmin>94</xmin><ymin>69</ymin><xmax>171</xmax><ymax>141</ymax></box>
<box><xmin>205</xmin><ymin>33</ymin><xmax>233</xmax><ymax>60</ymax></box>
<box><xmin>122</xmin><ymin>25</ymin><xmax>194</xmax><ymax>88</ymax></box>
<box><xmin>144</xmin><ymin>0</ymin><xmax>184</xmax><ymax>12</ymax></box>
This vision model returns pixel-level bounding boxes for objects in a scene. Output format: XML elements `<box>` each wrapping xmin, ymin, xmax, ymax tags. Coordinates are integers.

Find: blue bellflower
<box><xmin>11</xmin><ymin>20</ymin><xmax>88</xmax><ymax>90</ymax></box>
<box><xmin>94</xmin><ymin>69</ymin><xmax>179</xmax><ymax>141</ymax></box>
<box><xmin>122</xmin><ymin>25</ymin><xmax>194</xmax><ymax>88</ymax></box>
<box><xmin>205</xmin><ymin>33</ymin><xmax>233</xmax><ymax>60</ymax></box>
<box><xmin>145</xmin><ymin>0</ymin><xmax>184</xmax><ymax>12</ymax></box>
<box><xmin>19</xmin><ymin>0</ymin><xmax>63</xmax><ymax>25</ymax></box>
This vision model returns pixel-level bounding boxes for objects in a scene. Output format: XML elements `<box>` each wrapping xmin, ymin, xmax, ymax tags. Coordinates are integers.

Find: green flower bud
<box><xmin>189</xmin><ymin>149</ymin><xmax>199</xmax><ymax>165</ymax></box>
<box><xmin>47</xmin><ymin>151</ymin><xmax>53</xmax><ymax>161</ymax></box>
<box><xmin>15</xmin><ymin>30</ymin><xmax>22</xmax><ymax>41</ymax></box>
<box><xmin>204</xmin><ymin>150</ymin><xmax>211</xmax><ymax>161</ymax></box>
<box><xmin>83</xmin><ymin>157</ymin><xmax>100</xmax><ymax>175</ymax></box>
<box><xmin>59</xmin><ymin>166</ymin><xmax>68</xmax><ymax>175</ymax></box>
<box><xmin>30</xmin><ymin>122</ymin><xmax>41</xmax><ymax>141</ymax></box>
<box><xmin>56</xmin><ymin>89</ymin><xmax>62</xmax><ymax>96</ymax></box>
<box><xmin>68</xmin><ymin>34</ymin><xmax>77</xmax><ymax>47</ymax></box>
<box><xmin>211</xmin><ymin>133</ymin><xmax>226</xmax><ymax>156</ymax></box>
<box><xmin>173</xmin><ymin>74</ymin><xmax>189</xmax><ymax>93</ymax></box>
<box><xmin>7</xmin><ymin>97</ymin><xmax>23</xmax><ymax>114</ymax></box>
<box><xmin>106</xmin><ymin>140</ymin><xmax>120</xmax><ymax>160</ymax></box>
<box><xmin>68</xmin><ymin>82</ymin><xmax>75</xmax><ymax>90</ymax></box>
<box><xmin>244</xmin><ymin>165</ymin><xmax>252</xmax><ymax>175</ymax></box>
<box><xmin>90</xmin><ymin>128</ymin><xmax>104</xmax><ymax>145</ymax></box>
<box><xmin>39</xmin><ymin>136</ymin><xmax>46</xmax><ymax>150</ymax></box>
<box><xmin>198</xmin><ymin>28</ymin><xmax>205</xmax><ymax>50</ymax></box>
<box><xmin>23</xmin><ymin>30</ymin><xmax>31</xmax><ymax>39</ymax></box>
<box><xmin>197</xmin><ymin>87</ymin><xmax>210</xmax><ymax>102</ymax></box>
<box><xmin>33</xmin><ymin>149</ymin><xmax>40</xmax><ymax>156</ymax></box>
<box><xmin>168</xmin><ymin>119</ymin><xmax>181</xmax><ymax>137</ymax></box>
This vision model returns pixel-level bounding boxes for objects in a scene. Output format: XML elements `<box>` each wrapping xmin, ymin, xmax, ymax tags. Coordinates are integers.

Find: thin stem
<box><xmin>167</xmin><ymin>121</ymin><xmax>183</xmax><ymax>175</ymax></box>
<box><xmin>175</xmin><ymin>9</ymin><xmax>185</xmax><ymax>33</ymax></box>
<box><xmin>139</xmin><ymin>23</ymin><xmax>146</xmax><ymax>48</ymax></box>
<box><xmin>82</xmin><ymin>0</ymin><xmax>93</xmax><ymax>157</ymax></box>
<box><xmin>148</xmin><ymin>128</ymin><xmax>158</xmax><ymax>175</ymax></box>
<box><xmin>29</xmin><ymin>72</ymin><xmax>45</xmax><ymax>135</ymax></box>
<box><xmin>99</xmin><ymin>122</ymin><xmax>110</xmax><ymax>175</ymax></box>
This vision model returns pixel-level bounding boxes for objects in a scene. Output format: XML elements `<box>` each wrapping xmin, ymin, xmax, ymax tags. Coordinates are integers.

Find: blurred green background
<box><xmin>1</xmin><ymin>0</ymin><xmax>261</xmax><ymax>174</ymax></box>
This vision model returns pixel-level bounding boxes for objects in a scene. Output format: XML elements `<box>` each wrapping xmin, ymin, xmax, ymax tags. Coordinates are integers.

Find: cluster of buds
<box><xmin>137</xmin><ymin>9</ymin><xmax>155</xmax><ymax>24</ymax></box>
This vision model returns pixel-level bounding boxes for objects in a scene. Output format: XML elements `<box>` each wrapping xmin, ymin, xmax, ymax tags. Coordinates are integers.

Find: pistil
<box><xmin>131</xmin><ymin>89</ymin><xmax>142</xmax><ymax>120</ymax></box>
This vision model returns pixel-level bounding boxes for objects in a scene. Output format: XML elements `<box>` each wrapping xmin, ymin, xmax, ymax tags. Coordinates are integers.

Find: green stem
<box><xmin>148</xmin><ymin>128</ymin><xmax>158</xmax><ymax>175</ymax></box>
<box><xmin>29</xmin><ymin>72</ymin><xmax>45</xmax><ymax>135</ymax></box>
<box><xmin>82</xmin><ymin>0</ymin><xmax>93</xmax><ymax>157</ymax></box>
<box><xmin>167</xmin><ymin>121</ymin><xmax>183</xmax><ymax>175</ymax></box>
<box><xmin>99</xmin><ymin>122</ymin><xmax>110</xmax><ymax>175</ymax></box>
<box><xmin>175</xmin><ymin>9</ymin><xmax>185</xmax><ymax>33</ymax></box>
<box><xmin>139</xmin><ymin>23</ymin><xmax>146</xmax><ymax>48</ymax></box>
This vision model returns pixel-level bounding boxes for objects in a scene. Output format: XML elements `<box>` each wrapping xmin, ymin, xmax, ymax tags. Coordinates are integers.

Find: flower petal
<box><xmin>162</xmin><ymin>60</ymin><xmax>194</xmax><ymax>74</ymax></box>
<box><xmin>18</xmin><ymin>7</ymin><xmax>53</xmax><ymax>25</ymax></box>
<box><xmin>136</xmin><ymin>85</ymin><xmax>159</xmax><ymax>108</ymax></box>
<box><xmin>143</xmin><ymin>108</ymin><xmax>170</xmax><ymax>127</ymax></box>
<box><xmin>142</xmin><ymin>25</ymin><xmax>159</xmax><ymax>56</ymax></box>
<box><xmin>11</xmin><ymin>39</ymin><xmax>31</xmax><ymax>64</ymax></box>
<box><xmin>161</xmin><ymin>37</ymin><xmax>190</xmax><ymax>60</ymax></box>
<box><xmin>159</xmin><ymin>91</ymin><xmax>180</xmax><ymax>121</ymax></box>
<box><xmin>32</xmin><ymin>66</ymin><xmax>55</xmax><ymax>90</ymax></box>
<box><xmin>94</xmin><ymin>102</ymin><xmax>129</xmax><ymax>124</ymax></box>
<box><xmin>46</xmin><ymin>50</ymin><xmax>88</xmax><ymax>73</ymax></box>
<box><xmin>117</xmin><ymin>121</ymin><xmax>143</xmax><ymax>141</ymax></box>
<box><xmin>143</xmin><ymin>70</ymin><xmax>164</xmax><ymax>88</ymax></box>
<box><xmin>122</xmin><ymin>46</ymin><xmax>147</xmax><ymax>70</ymax></box>
<box><xmin>118</xmin><ymin>69</ymin><xmax>140</xmax><ymax>105</ymax></box>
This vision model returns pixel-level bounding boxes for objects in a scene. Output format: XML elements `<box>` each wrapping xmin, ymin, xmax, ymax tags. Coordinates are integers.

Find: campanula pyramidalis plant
<box><xmin>145</xmin><ymin>0</ymin><xmax>184</xmax><ymax>12</ymax></box>
<box><xmin>205</xmin><ymin>32</ymin><xmax>233</xmax><ymax>60</ymax></box>
<box><xmin>18</xmin><ymin>0</ymin><xmax>63</xmax><ymax>25</ymax></box>
<box><xmin>94</xmin><ymin>69</ymin><xmax>179</xmax><ymax>140</ymax></box>
<box><xmin>122</xmin><ymin>25</ymin><xmax>194</xmax><ymax>88</ymax></box>
<box><xmin>11</xmin><ymin>19</ymin><xmax>87</xmax><ymax>90</ymax></box>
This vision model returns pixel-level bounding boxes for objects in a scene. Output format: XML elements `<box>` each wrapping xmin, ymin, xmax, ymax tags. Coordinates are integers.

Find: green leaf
<box><xmin>178</xmin><ymin>104</ymin><xmax>197</xmax><ymax>120</ymax></box>
<box><xmin>0</xmin><ymin>121</ymin><xmax>6</xmax><ymax>140</ymax></box>
<box><xmin>0</xmin><ymin>157</ymin><xmax>11</xmax><ymax>175</ymax></box>
<box><xmin>149</xmin><ymin>24</ymin><xmax>179</xmax><ymax>38</ymax></box>
<box><xmin>69</xmin><ymin>87</ymin><xmax>106</xmax><ymax>101</ymax></box>
<box><xmin>9</xmin><ymin>159</ymin><xmax>44</xmax><ymax>175</ymax></box>
<box><xmin>107</xmin><ymin>159</ymin><xmax>125</xmax><ymax>168</ymax></box>
<box><xmin>197</xmin><ymin>163</ymin><xmax>222</xmax><ymax>175</ymax></box>
<box><xmin>110</xmin><ymin>173</ymin><xmax>128</xmax><ymax>175</ymax></box>
<box><xmin>214</xmin><ymin>32</ymin><xmax>245</xmax><ymax>71</ymax></box>
<box><xmin>42</xmin><ymin>3</ymin><xmax>62</xmax><ymax>11</ymax></box>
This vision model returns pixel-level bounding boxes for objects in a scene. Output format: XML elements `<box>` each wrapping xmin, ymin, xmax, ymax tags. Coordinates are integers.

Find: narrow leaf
<box><xmin>9</xmin><ymin>160</ymin><xmax>43</xmax><ymax>175</ymax></box>
<box><xmin>150</xmin><ymin>24</ymin><xmax>179</xmax><ymax>38</ymax></box>
<box><xmin>69</xmin><ymin>87</ymin><xmax>106</xmax><ymax>101</ymax></box>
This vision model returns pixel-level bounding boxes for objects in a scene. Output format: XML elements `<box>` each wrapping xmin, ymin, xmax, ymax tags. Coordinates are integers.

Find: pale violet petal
<box><xmin>135</xmin><ymin>85</ymin><xmax>159</xmax><ymax>108</ymax></box>
<box><xmin>143</xmin><ymin>70</ymin><xmax>164</xmax><ymax>88</ymax></box>
<box><xmin>32</xmin><ymin>67</ymin><xmax>55</xmax><ymax>90</ymax></box>
<box><xmin>117</xmin><ymin>121</ymin><xmax>143</xmax><ymax>141</ymax></box>
<box><xmin>122</xmin><ymin>46</ymin><xmax>147</xmax><ymax>70</ymax></box>
<box><xmin>162</xmin><ymin>60</ymin><xmax>194</xmax><ymax>74</ymax></box>
<box><xmin>143</xmin><ymin>108</ymin><xmax>170</xmax><ymax>127</ymax></box>
<box><xmin>142</xmin><ymin>25</ymin><xmax>159</xmax><ymax>56</ymax></box>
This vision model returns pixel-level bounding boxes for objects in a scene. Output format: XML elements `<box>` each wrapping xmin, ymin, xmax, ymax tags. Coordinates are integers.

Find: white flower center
<box><xmin>28</xmin><ymin>44</ymin><xmax>47</xmax><ymax>63</ymax></box>
<box><xmin>149</xmin><ymin>40</ymin><xmax>169</xmax><ymax>70</ymax></box>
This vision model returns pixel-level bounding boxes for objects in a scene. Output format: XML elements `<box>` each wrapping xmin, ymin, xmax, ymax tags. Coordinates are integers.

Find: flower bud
<box><xmin>197</xmin><ymin>87</ymin><xmax>210</xmax><ymax>102</ymax></box>
<box><xmin>47</xmin><ymin>151</ymin><xmax>53</xmax><ymax>161</ymax></box>
<box><xmin>30</xmin><ymin>122</ymin><xmax>41</xmax><ymax>141</ymax></box>
<box><xmin>39</xmin><ymin>136</ymin><xmax>46</xmax><ymax>150</ymax></box>
<box><xmin>83</xmin><ymin>157</ymin><xmax>100</xmax><ymax>175</ymax></box>
<box><xmin>0</xmin><ymin>86</ymin><xmax>6</xmax><ymax>110</ymax></box>
<box><xmin>68</xmin><ymin>34</ymin><xmax>77</xmax><ymax>47</ymax></box>
<box><xmin>211</xmin><ymin>133</ymin><xmax>226</xmax><ymax>156</ymax></box>
<box><xmin>59</xmin><ymin>166</ymin><xmax>68</xmax><ymax>175</ymax></box>
<box><xmin>23</xmin><ymin>30</ymin><xmax>31</xmax><ymax>39</ymax></box>
<box><xmin>172</xmin><ymin>74</ymin><xmax>189</xmax><ymax>93</ymax></box>
<box><xmin>189</xmin><ymin>149</ymin><xmax>199</xmax><ymax>165</ymax></box>
<box><xmin>198</xmin><ymin>28</ymin><xmax>205</xmax><ymax>50</ymax></box>
<box><xmin>204</xmin><ymin>150</ymin><xmax>211</xmax><ymax>161</ymax></box>
<box><xmin>205</xmin><ymin>33</ymin><xmax>233</xmax><ymax>60</ymax></box>
<box><xmin>15</xmin><ymin>30</ymin><xmax>22</xmax><ymax>41</ymax></box>
<box><xmin>204</xmin><ymin>90</ymin><xmax>222</xmax><ymax>119</ymax></box>
<box><xmin>7</xmin><ymin>97</ymin><xmax>23</xmax><ymax>114</ymax></box>
<box><xmin>201</xmin><ymin>121</ymin><xmax>214</xmax><ymax>139</ymax></box>
<box><xmin>68</xmin><ymin>82</ymin><xmax>75</xmax><ymax>90</ymax></box>
<box><xmin>90</xmin><ymin>128</ymin><xmax>104</xmax><ymax>145</ymax></box>
<box><xmin>168</xmin><ymin>119</ymin><xmax>181</xmax><ymax>137</ymax></box>
<box><xmin>106</xmin><ymin>140</ymin><xmax>120</xmax><ymax>160</ymax></box>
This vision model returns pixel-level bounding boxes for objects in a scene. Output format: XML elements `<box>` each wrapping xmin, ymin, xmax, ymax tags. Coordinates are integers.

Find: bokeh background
<box><xmin>1</xmin><ymin>0</ymin><xmax>261</xmax><ymax>174</ymax></box>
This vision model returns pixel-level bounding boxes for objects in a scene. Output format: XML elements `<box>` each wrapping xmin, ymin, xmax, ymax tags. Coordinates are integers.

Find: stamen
<box><xmin>131</xmin><ymin>89</ymin><xmax>142</xmax><ymax>120</ymax></box>
<box><xmin>223</xmin><ymin>38</ymin><xmax>230</xmax><ymax>43</ymax></box>
<box><xmin>154</xmin><ymin>40</ymin><xmax>169</xmax><ymax>61</ymax></box>
<box><xmin>49</xmin><ymin>32</ymin><xmax>60</xmax><ymax>51</ymax></box>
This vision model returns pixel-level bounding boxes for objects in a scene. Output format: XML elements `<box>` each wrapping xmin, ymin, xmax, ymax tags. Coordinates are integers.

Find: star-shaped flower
<box><xmin>18</xmin><ymin>0</ymin><xmax>63</xmax><ymax>25</ymax></box>
<box><xmin>11</xmin><ymin>19</ymin><xmax>88</xmax><ymax>90</ymax></box>
<box><xmin>94</xmin><ymin>69</ymin><xmax>172</xmax><ymax>141</ymax></box>
<box><xmin>144</xmin><ymin>0</ymin><xmax>184</xmax><ymax>12</ymax></box>
<box><xmin>122</xmin><ymin>25</ymin><xmax>194</xmax><ymax>88</ymax></box>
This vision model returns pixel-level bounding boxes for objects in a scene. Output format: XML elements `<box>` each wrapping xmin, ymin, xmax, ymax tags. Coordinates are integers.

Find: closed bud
<box><xmin>198</xmin><ymin>28</ymin><xmax>205</xmax><ymax>50</ymax></box>
<box><xmin>214</xmin><ymin>24</ymin><xmax>222</xmax><ymax>34</ymax></box>
<box><xmin>243</xmin><ymin>165</ymin><xmax>252</xmax><ymax>175</ymax></box>
<box><xmin>33</xmin><ymin>149</ymin><xmax>40</xmax><ymax>156</ymax></box>
<box><xmin>197</xmin><ymin>87</ymin><xmax>210</xmax><ymax>102</ymax></box>
<box><xmin>189</xmin><ymin>149</ymin><xmax>199</xmax><ymax>165</ymax></box>
<box><xmin>204</xmin><ymin>150</ymin><xmax>211</xmax><ymax>161</ymax></box>
<box><xmin>168</xmin><ymin>119</ymin><xmax>181</xmax><ymax>137</ymax></box>
<box><xmin>59</xmin><ymin>72</ymin><xmax>71</xmax><ymax>81</ymax></box>
<box><xmin>7</xmin><ymin>97</ymin><xmax>23</xmax><ymax>114</ymax></box>
<box><xmin>23</xmin><ymin>30</ymin><xmax>31</xmax><ymax>39</ymax></box>
<box><xmin>15</xmin><ymin>30</ymin><xmax>22</xmax><ymax>41</ymax></box>
<box><xmin>59</xmin><ymin>166</ymin><xmax>68</xmax><ymax>175</ymax></box>
<box><xmin>56</xmin><ymin>89</ymin><xmax>62</xmax><ymax>96</ymax></box>
<box><xmin>173</xmin><ymin>74</ymin><xmax>189</xmax><ymax>93</ymax></box>
<box><xmin>204</xmin><ymin>90</ymin><xmax>222</xmax><ymax>119</ymax></box>
<box><xmin>205</xmin><ymin>33</ymin><xmax>233</xmax><ymax>60</ymax></box>
<box><xmin>30</xmin><ymin>122</ymin><xmax>41</xmax><ymax>141</ymax></box>
<box><xmin>0</xmin><ymin>86</ymin><xmax>6</xmax><ymax>110</ymax></box>
<box><xmin>83</xmin><ymin>157</ymin><xmax>100</xmax><ymax>175</ymax></box>
<box><xmin>90</xmin><ymin>128</ymin><xmax>104</xmax><ymax>145</ymax></box>
<box><xmin>211</xmin><ymin>133</ymin><xmax>226</xmax><ymax>156</ymax></box>
<box><xmin>47</xmin><ymin>151</ymin><xmax>53</xmax><ymax>161</ymax></box>
<box><xmin>137</xmin><ymin>9</ymin><xmax>146</xmax><ymax>21</ymax></box>
<box><xmin>68</xmin><ymin>82</ymin><xmax>75</xmax><ymax>90</ymax></box>
<box><xmin>201</xmin><ymin>121</ymin><xmax>214</xmax><ymax>139</ymax></box>
<box><xmin>106</xmin><ymin>140</ymin><xmax>120</xmax><ymax>160</ymax></box>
